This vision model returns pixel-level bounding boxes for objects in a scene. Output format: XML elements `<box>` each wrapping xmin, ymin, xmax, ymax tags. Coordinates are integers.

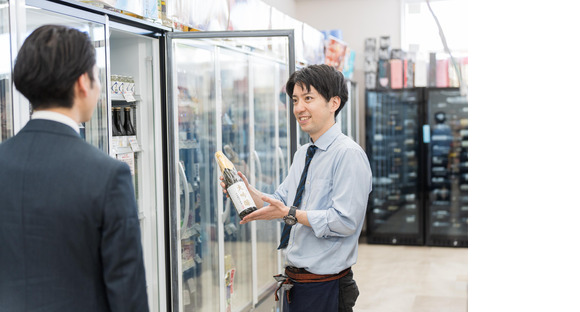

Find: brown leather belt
<box><xmin>274</xmin><ymin>267</ymin><xmax>351</xmax><ymax>302</ymax></box>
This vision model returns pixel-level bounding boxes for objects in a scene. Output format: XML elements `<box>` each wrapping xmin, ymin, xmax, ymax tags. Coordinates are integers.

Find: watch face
<box><xmin>284</xmin><ymin>216</ymin><xmax>297</xmax><ymax>225</ymax></box>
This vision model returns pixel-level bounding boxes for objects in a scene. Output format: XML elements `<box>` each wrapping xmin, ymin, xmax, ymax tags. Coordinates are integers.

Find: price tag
<box><xmin>128</xmin><ymin>136</ymin><xmax>142</xmax><ymax>152</ymax></box>
<box><xmin>116</xmin><ymin>152</ymin><xmax>135</xmax><ymax>175</ymax></box>
<box><xmin>110</xmin><ymin>136</ymin><xmax>119</xmax><ymax>156</ymax></box>
<box><xmin>111</xmin><ymin>136</ymin><xmax>120</xmax><ymax>149</ymax></box>
<box><xmin>112</xmin><ymin>136</ymin><xmax>129</xmax><ymax>148</ymax></box>
<box><xmin>123</xmin><ymin>93</ymin><xmax>136</xmax><ymax>102</ymax></box>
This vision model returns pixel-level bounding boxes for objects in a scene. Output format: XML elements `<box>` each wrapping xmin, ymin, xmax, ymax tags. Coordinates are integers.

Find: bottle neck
<box><xmin>222</xmin><ymin>168</ymin><xmax>240</xmax><ymax>184</ymax></box>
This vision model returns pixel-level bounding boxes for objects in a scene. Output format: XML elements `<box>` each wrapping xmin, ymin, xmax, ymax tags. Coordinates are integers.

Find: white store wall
<box><xmin>262</xmin><ymin>0</ymin><xmax>402</xmax><ymax>150</ymax></box>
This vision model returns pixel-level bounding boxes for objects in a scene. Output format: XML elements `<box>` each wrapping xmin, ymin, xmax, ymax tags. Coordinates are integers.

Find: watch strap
<box><xmin>288</xmin><ymin>206</ymin><xmax>297</xmax><ymax>218</ymax></box>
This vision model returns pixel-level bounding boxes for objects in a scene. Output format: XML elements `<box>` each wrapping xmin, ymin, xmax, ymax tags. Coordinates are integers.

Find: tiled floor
<box><xmin>352</xmin><ymin>243</ymin><xmax>468</xmax><ymax>312</ymax></box>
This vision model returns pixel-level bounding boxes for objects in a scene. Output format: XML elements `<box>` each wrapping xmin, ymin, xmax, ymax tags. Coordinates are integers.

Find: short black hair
<box><xmin>285</xmin><ymin>64</ymin><xmax>348</xmax><ymax>118</ymax></box>
<box><xmin>13</xmin><ymin>25</ymin><xmax>96</xmax><ymax>110</ymax></box>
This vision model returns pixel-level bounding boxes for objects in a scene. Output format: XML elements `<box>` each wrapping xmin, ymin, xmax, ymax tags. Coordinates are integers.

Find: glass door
<box><xmin>18</xmin><ymin>4</ymin><xmax>108</xmax><ymax>151</ymax></box>
<box><xmin>167</xmin><ymin>30</ymin><xmax>295</xmax><ymax>312</ymax></box>
<box><xmin>1</xmin><ymin>0</ymin><xmax>12</xmax><ymax>142</ymax></box>
<box><xmin>349</xmin><ymin>81</ymin><xmax>360</xmax><ymax>144</ymax></box>
<box><xmin>219</xmin><ymin>48</ymin><xmax>253</xmax><ymax>312</ymax></box>
<box><xmin>251</xmin><ymin>57</ymin><xmax>286</xmax><ymax>301</ymax></box>
<box><xmin>277</xmin><ymin>63</ymin><xmax>290</xmax><ymax>187</ymax></box>
<box><xmin>337</xmin><ymin>80</ymin><xmax>359</xmax><ymax>144</ymax></box>
<box><xmin>170</xmin><ymin>39</ymin><xmax>220</xmax><ymax>312</ymax></box>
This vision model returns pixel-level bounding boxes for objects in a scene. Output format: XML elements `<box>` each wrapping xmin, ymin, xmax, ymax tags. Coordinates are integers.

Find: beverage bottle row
<box><xmin>111</xmin><ymin>75</ymin><xmax>135</xmax><ymax>95</ymax></box>
<box><xmin>112</xmin><ymin>106</ymin><xmax>136</xmax><ymax>136</ymax></box>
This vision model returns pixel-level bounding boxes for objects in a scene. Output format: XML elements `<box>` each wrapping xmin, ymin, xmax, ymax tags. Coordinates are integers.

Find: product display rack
<box><xmin>424</xmin><ymin>88</ymin><xmax>468</xmax><ymax>247</ymax></box>
<box><xmin>365</xmin><ymin>87</ymin><xmax>468</xmax><ymax>247</ymax></box>
<box><xmin>365</xmin><ymin>88</ymin><xmax>426</xmax><ymax>246</ymax></box>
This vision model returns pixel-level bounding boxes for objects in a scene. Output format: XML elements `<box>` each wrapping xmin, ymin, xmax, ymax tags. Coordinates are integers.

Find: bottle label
<box><xmin>227</xmin><ymin>181</ymin><xmax>256</xmax><ymax>214</ymax></box>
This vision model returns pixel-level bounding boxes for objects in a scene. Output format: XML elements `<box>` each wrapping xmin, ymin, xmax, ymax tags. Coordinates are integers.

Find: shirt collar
<box><xmin>31</xmin><ymin>111</ymin><xmax>81</xmax><ymax>134</ymax></box>
<box><xmin>310</xmin><ymin>123</ymin><xmax>341</xmax><ymax>151</ymax></box>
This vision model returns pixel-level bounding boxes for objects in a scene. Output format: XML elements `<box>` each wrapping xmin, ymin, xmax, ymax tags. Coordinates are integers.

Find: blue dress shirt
<box><xmin>270</xmin><ymin>123</ymin><xmax>372</xmax><ymax>275</ymax></box>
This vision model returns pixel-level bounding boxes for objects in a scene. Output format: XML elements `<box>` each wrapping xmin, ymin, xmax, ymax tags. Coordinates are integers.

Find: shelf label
<box><xmin>128</xmin><ymin>136</ymin><xmax>142</xmax><ymax>152</ymax></box>
<box><xmin>123</xmin><ymin>93</ymin><xmax>136</xmax><ymax>102</ymax></box>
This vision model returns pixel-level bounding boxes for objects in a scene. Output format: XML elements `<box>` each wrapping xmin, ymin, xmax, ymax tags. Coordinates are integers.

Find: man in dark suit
<box><xmin>0</xmin><ymin>25</ymin><xmax>149</xmax><ymax>311</ymax></box>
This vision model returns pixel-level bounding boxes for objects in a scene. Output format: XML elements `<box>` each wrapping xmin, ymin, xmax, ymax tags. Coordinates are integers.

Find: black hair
<box><xmin>13</xmin><ymin>25</ymin><xmax>96</xmax><ymax>110</ymax></box>
<box><xmin>285</xmin><ymin>64</ymin><xmax>348</xmax><ymax>118</ymax></box>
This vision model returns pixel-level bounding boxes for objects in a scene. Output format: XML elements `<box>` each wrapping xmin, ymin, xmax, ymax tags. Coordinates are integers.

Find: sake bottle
<box><xmin>215</xmin><ymin>151</ymin><xmax>257</xmax><ymax>219</ymax></box>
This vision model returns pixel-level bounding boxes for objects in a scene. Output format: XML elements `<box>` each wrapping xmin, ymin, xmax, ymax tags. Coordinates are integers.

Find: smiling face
<box><xmin>292</xmin><ymin>83</ymin><xmax>340</xmax><ymax>143</ymax></box>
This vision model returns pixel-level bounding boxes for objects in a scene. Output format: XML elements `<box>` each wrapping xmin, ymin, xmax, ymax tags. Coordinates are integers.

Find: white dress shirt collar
<box><xmin>31</xmin><ymin>110</ymin><xmax>80</xmax><ymax>134</ymax></box>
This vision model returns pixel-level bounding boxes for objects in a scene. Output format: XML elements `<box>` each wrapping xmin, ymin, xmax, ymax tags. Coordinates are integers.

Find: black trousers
<box><xmin>283</xmin><ymin>269</ymin><xmax>359</xmax><ymax>312</ymax></box>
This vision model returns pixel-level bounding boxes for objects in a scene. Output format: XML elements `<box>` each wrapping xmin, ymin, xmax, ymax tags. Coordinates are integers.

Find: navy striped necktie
<box><xmin>278</xmin><ymin>144</ymin><xmax>317</xmax><ymax>249</ymax></box>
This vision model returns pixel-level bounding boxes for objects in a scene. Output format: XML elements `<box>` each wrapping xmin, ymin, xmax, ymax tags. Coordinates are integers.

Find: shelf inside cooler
<box><xmin>111</xmin><ymin>93</ymin><xmax>141</xmax><ymax>102</ymax></box>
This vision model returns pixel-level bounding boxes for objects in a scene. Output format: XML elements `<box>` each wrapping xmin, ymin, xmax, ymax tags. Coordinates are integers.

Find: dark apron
<box><xmin>275</xmin><ymin>267</ymin><xmax>355</xmax><ymax>312</ymax></box>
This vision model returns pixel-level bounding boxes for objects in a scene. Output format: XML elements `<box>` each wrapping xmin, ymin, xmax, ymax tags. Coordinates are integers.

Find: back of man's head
<box><xmin>13</xmin><ymin>25</ymin><xmax>96</xmax><ymax>110</ymax></box>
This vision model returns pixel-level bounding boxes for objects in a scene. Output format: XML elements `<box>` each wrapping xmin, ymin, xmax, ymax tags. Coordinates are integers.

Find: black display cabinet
<box><xmin>424</xmin><ymin>88</ymin><xmax>468</xmax><ymax>247</ymax></box>
<box><xmin>365</xmin><ymin>89</ymin><xmax>426</xmax><ymax>245</ymax></box>
<box><xmin>365</xmin><ymin>87</ymin><xmax>468</xmax><ymax>247</ymax></box>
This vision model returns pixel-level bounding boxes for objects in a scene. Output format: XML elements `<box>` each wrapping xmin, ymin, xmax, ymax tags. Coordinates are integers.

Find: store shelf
<box><xmin>111</xmin><ymin>93</ymin><xmax>141</xmax><ymax>102</ymax></box>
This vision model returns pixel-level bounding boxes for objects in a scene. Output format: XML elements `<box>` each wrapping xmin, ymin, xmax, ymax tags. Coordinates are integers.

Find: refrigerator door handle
<box><xmin>223</xmin><ymin>197</ymin><xmax>232</xmax><ymax>224</ymax></box>
<box><xmin>178</xmin><ymin>161</ymin><xmax>191</xmax><ymax>238</ymax></box>
<box><xmin>276</xmin><ymin>146</ymin><xmax>287</xmax><ymax>180</ymax></box>
<box><xmin>252</xmin><ymin>150</ymin><xmax>263</xmax><ymax>191</ymax></box>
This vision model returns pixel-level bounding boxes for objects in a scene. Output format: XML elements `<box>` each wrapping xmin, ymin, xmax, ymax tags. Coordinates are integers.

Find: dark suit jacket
<box><xmin>0</xmin><ymin>119</ymin><xmax>149</xmax><ymax>312</ymax></box>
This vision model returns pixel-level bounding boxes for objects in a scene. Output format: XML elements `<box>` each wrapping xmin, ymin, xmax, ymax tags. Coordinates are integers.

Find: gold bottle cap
<box><xmin>215</xmin><ymin>151</ymin><xmax>234</xmax><ymax>171</ymax></box>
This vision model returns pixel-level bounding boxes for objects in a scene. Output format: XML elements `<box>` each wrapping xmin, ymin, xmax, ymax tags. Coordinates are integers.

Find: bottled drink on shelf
<box><xmin>111</xmin><ymin>75</ymin><xmax>119</xmax><ymax>94</ymax></box>
<box><xmin>215</xmin><ymin>151</ymin><xmax>257</xmax><ymax>219</ymax></box>
<box><xmin>112</xmin><ymin>107</ymin><xmax>125</xmax><ymax>136</ymax></box>
<box><xmin>127</xmin><ymin>76</ymin><xmax>135</xmax><ymax>94</ymax></box>
<box><xmin>123</xmin><ymin>106</ymin><xmax>136</xmax><ymax>135</ymax></box>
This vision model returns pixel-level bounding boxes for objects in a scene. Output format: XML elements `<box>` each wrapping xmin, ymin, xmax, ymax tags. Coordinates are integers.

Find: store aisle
<box><xmin>352</xmin><ymin>243</ymin><xmax>467</xmax><ymax>312</ymax></box>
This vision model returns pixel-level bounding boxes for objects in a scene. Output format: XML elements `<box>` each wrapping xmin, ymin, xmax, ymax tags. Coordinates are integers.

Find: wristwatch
<box><xmin>283</xmin><ymin>206</ymin><xmax>298</xmax><ymax>225</ymax></box>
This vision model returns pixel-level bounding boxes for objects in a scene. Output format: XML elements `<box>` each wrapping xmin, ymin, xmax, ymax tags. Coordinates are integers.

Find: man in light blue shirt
<box><xmin>231</xmin><ymin>64</ymin><xmax>372</xmax><ymax>312</ymax></box>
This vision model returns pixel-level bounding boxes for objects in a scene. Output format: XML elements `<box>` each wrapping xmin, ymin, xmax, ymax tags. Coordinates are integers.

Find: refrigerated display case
<box><xmin>167</xmin><ymin>30</ymin><xmax>295</xmax><ymax>312</ymax></box>
<box><xmin>365</xmin><ymin>89</ymin><xmax>425</xmax><ymax>245</ymax></box>
<box><xmin>424</xmin><ymin>88</ymin><xmax>467</xmax><ymax>247</ymax></box>
<box><xmin>108</xmin><ymin>25</ymin><xmax>167</xmax><ymax>310</ymax></box>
